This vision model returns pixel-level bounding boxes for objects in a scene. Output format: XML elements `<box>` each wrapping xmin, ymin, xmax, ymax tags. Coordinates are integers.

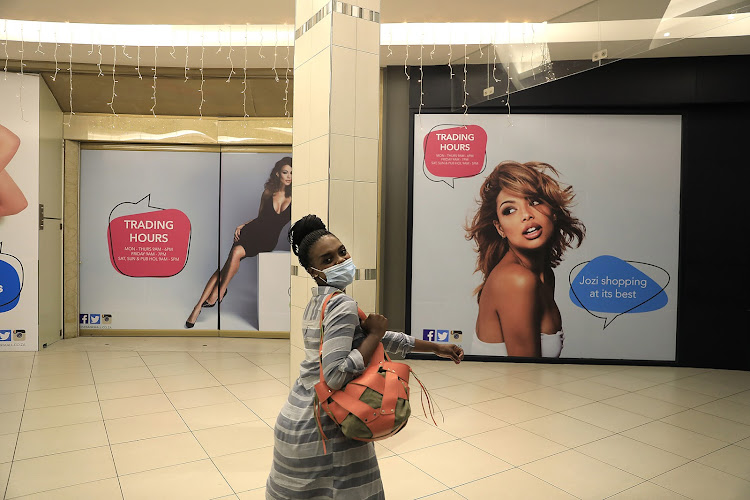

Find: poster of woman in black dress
<box><xmin>185</xmin><ymin>157</ymin><xmax>292</xmax><ymax>328</ymax></box>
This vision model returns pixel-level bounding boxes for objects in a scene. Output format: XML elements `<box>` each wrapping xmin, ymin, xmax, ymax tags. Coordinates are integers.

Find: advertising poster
<box><xmin>0</xmin><ymin>74</ymin><xmax>40</xmax><ymax>351</ymax></box>
<box><xmin>218</xmin><ymin>152</ymin><xmax>292</xmax><ymax>331</ymax></box>
<box><xmin>79</xmin><ymin>149</ymin><xmax>291</xmax><ymax>332</ymax></box>
<box><xmin>411</xmin><ymin>114</ymin><xmax>681</xmax><ymax>361</ymax></box>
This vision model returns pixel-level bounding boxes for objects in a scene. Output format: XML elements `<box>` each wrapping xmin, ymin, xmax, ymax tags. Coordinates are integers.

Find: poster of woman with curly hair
<box><xmin>411</xmin><ymin>114</ymin><xmax>680</xmax><ymax>361</ymax></box>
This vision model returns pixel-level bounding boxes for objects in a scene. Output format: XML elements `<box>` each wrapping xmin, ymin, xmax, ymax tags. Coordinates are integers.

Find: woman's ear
<box><xmin>307</xmin><ymin>267</ymin><xmax>321</xmax><ymax>281</ymax></box>
<box><xmin>493</xmin><ymin>220</ymin><xmax>505</xmax><ymax>238</ymax></box>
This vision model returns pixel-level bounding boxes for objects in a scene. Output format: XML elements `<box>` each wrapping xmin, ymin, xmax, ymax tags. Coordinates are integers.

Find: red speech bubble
<box><xmin>423</xmin><ymin>125</ymin><xmax>487</xmax><ymax>184</ymax></box>
<box><xmin>107</xmin><ymin>202</ymin><xmax>191</xmax><ymax>278</ymax></box>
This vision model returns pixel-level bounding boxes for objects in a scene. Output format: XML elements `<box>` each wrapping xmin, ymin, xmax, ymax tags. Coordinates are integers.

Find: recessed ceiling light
<box><xmin>663</xmin><ymin>32</ymin><xmax>671</xmax><ymax>37</ymax></box>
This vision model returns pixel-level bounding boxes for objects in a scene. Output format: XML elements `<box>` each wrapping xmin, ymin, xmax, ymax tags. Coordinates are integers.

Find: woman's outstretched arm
<box><xmin>0</xmin><ymin>125</ymin><xmax>27</xmax><ymax>216</ymax></box>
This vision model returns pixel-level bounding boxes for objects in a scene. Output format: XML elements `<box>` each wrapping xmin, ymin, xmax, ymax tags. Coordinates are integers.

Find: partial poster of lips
<box><xmin>107</xmin><ymin>195</ymin><xmax>191</xmax><ymax>278</ymax></box>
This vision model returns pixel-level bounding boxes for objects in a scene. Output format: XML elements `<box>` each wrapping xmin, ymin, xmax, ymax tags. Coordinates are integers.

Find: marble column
<box><xmin>290</xmin><ymin>0</ymin><xmax>381</xmax><ymax>379</ymax></box>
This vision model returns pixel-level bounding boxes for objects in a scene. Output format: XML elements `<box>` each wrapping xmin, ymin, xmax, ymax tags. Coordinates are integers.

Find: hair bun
<box><xmin>288</xmin><ymin>215</ymin><xmax>327</xmax><ymax>256</ymax></box>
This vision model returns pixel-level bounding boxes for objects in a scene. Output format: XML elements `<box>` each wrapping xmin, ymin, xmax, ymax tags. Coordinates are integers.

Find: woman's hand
<box><xmin>234</xmin><ymin>224</ymin><xmax>245</xmax><ymax>242</ymax></box>
<box><xmin>434</xmin><ymin>344</ymin><xmax>464</xmax><ymax>364</ymax></box>
<box><xmin>361</xmin><ymin>313</ymin><xmax>387</xmax><ymax>340</ymax></box>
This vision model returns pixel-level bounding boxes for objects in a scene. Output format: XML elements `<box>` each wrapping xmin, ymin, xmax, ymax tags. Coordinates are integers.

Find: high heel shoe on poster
<box><xmin>202</xmin><ymin>289</ymin><xmax>228</xmax><ymax>308</ymax></box>
<box><xmin>185</xmin><ymin>308</ymin><xmax>202</xmax><ymax>328</ymax></box>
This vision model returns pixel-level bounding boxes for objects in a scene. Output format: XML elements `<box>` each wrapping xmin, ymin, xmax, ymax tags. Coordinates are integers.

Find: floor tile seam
<box><xmin>218</xmin><ymin>377</ymin><xmax>274</xmax><ymax>408</ymax></box>
<box><xmin>518</xmin><ymin>447</ymin><xmax>651</xmax><ymax>498</ymax></box>
<box><xmin>104</xmin><ymin>405</ymin><xmax>185</xmax><ymax>422</ymax></box>
<box><xmin>452</xmin><ymin>463</ymin><xmax>589</xmax><ymax>499</ymax></box>
<box><xmin>599</xmin><ymin>480</ymin><xmax>687</xmax><ymax>500</ymax></box>
<box><xmin>3</xmin><ymin>370</ymin><xmax>31</xmax><ymax>500</ymax></box>
<box><xmin>593</xmin><ymin>397</ymin><xmax>689</xmax><ymax>420</ymax></box>
<box><xmin>2</xmin><ymin>472</ymin><xmax>121</xmax><ymax>500</ymax></box>
<box><xmin>27</xmin><ymin>370</ymin><xmax>94</xmax><ymax>381</ymax></box>
<box><xmin>0</xmin><ymin>376</ymin><xmax>33</xmax><ymax>386</ymax></box>
<box><xmin>155</xmin><ymin>381</ymin><xmax>227</xmax><ymax>393</ymax></box>
<box><xmin>12</xmin><ymin>435</ymin><xmax>115</xmax><ymax>462</ymax></box>
<box><xmin>656</xmin><ymin>413</ymin><xmax>749</xmax><ymax>444</ymax></box>
<box><xmin>115</xmin><ymin>455</ymin><xmax>216</xmax><ymax>479</ymax></box>
<box><xmin>663</xmin><ymin>382</ymin><xmax>747</xmax><ymax>399</ymax></box>
<box><xmin>94</xmin><ymin>376</ymin><xmax>161</xmax><ymax>386</ymax></box>
<box><xmin>411</xmin><ymin>416</ymin><xmax>511</xmax><ymax>440</ymax></box>
<box><xmin>511</xmin><ymin>459</ymin><xmax>598</xmax><ymax>499</ymax></box>
<box><xmin>513</xmin><ymin>417</ymin><xmax>615</xmax><ymax>450</ymax></box>
<box><xmin>690</xmin><ymin>443</ymin><xmax>750</xmax><ymax>484</ymax></box>
<box><xmin>687</xmin><ymin>405</ymin><xmax>750</xmax><ymax>427</ymax></box>
<box><xmin>380</xmin><ymin>434</ymin><xmax>461</xmax><ymax>456</ymax></box>
<box><xmin>0</xmin><ymin>427</ymin><xmax>22</xmax><ymax>438</ymax></box>
<box><xmin>25</xmin><ymin>381</ymin><xmax>99</xmax><ymax>394</ymax></box>
<box><xmin>181</xmin><ymin>414</ymin><xmax>264</xmax><ymax>433</ymax></box>
<box><xmin>629</xmin><ymin>390</ymin><xmax>721</xmax><ymax>409</ymax></box>
<box><xmin>454</xmin><ymin>428</ymin><xmax>570</xmax><ymax>466</ymax></box>
<box><xmin>30</xmin><ymin>361</ymin><xmax>93</xmax><ymax>370</ymax></box>
<box><xmin>644</xmin><ymin>457</ymin><xmax>735</xmax><ymax>495</ymax></box>
<box><xmin>202</xmin><ymin>443</ymin><xmax>275</xmax><ymax>463</ymax></box>
<box><xmin>722</xmin><ymin>395</ymin><xmax>750</xmax><ymax>408</ymax></box>
<box><xmin>236</xmin><ymin>398</ymin><xmax>276</xmax><ymax>425</ymax></box>
<box><xmin>513</xmin><ymin>393</ymin><xmax>597</xmax><ymax>414</ymax></box>
<box><xmin>547</xmin><ymin>384</ymin><xmax>626</xmax><ymax>402</ymax></box>
<box><xmin>97</xmin><ymin>389</ymin><xmax>169</xmax><ymax>403</ymax></box>
<box><xmin>215</xmin><ymin>376</ymin><xmax>278</xmax><ymax>386</ymax></box>
<box><xmin>560</xmin><ymin>401</ymin><xmax>661</xmax><ymax>428</ymax></box>
<box><xmin>144</xmin><ymin>354</ymin><xmax>240</xmax><ymax>497</ymax></box>
<box><xmin>0</xmin><ymin>374</ymin><xmax>32</xmax><ymax>382</ymax></box>
<box><xmin>189</xmin><ymin>351</ymin><xmax>265</xmax><ymax>381</ymax></box>
<box><xmin>384</xmin><ymin>449</ymin><xmax>455</xmax><ymax>492</ymax></box>
<box><xmin>519</xmin><ymin>407</ymin><xmax>618</xmax><ymax>435</ymax></box>
<box><xmin>611</xmin><ymin>425</ymin><xmax>726</xmax><ymax>461</ymax></box>
<box><xmin>695</xmin><ymin>389</ymin><xmax>750</xmax><ymax>407</ymax></box>
<box><xmin>16</xmin><ymin>417</ymin><xmax>107</xmax><ymax>437</ymax></box>
<box><xmin>465</xmin><ymin>399</ymin><xmax>554</xmax><ymax>422</ymax></box>
<box><xmin>570</xmin><ymin>436</ymin><xmax>693</xmax><ymax>480</ymax></box>
<box><xmin>84</xmin><ymin>353</ymin><xmax>127</xmax><ymax>500</ymax></box>
<box><xmin>0</xmin><ymin>391</ymin><xmax>31</xmax><ymax>403</ymax></box>
<box><xmin>414</xmin><ymin>487</ymin><xmax>467</xmax><ymax>500</ymax></box>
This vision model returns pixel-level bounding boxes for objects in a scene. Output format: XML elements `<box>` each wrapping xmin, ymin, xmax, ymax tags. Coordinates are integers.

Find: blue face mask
<box><xmin>313</xmin><ymin>259</ymin><xmax>356</xmax><ymax>290</ymax></box>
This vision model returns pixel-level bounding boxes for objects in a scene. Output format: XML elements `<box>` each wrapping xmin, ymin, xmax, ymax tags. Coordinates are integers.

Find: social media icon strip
<box><xmin>13</xmin><ymin>330</ymin><xmax>26</xmax><ymax>341</ymax></box>
<box><xmin>90</xmin><ymin>314</ymin><xmax>101</xmax><ymax>325</ymax></box>
<box><xmin>0</xmin><ymin>330</ymin><xmax>12</xmax><ymax>342</ymax></box>
<box><xmin>422</xmin><ymin>329</ymin><xmax>435</xmax><ymax>341</ymax></box>
<box><xmin>422</xmin><ymin>329</ymin><xmax>463</xmax><ymax>343</ymax></box>
<box><xmin>80</xmin><ymin>314</ymin><xmax>89</xmax><ymax>324</ymax></box>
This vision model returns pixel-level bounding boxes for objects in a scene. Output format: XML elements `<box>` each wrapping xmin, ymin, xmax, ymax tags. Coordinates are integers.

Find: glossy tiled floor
<box><xmin>1</xmin><ymin>338</ymin><xmax>750</xmax><ymax>499</ymax></box>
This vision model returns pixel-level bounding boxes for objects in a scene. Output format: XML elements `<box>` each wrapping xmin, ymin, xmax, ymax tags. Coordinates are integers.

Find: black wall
<box><xmin>402</xmin><ymin>56</ymin><xmax>750</xmax><ymax>370</ymax></box>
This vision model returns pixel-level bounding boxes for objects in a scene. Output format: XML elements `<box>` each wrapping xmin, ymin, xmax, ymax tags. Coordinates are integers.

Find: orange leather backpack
<box><xmin>313</xmin><ymin>292</ymin><xmax>435</xmax><ymax>453</ymax></box>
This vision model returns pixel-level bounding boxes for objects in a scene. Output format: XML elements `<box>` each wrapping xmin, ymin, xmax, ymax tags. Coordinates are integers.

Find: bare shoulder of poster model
<box><xmin>483</xmin><ymin>264</ymin><xmax>542</xmax><ymax>357</ymax></box>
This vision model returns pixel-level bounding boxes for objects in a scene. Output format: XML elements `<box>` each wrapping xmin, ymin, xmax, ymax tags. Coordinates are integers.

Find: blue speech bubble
<box><xmin>0</xmin><ymin>252</ymin><xmax>23</xmax><ymax>313</ymax></box>
<box><xmin>569</xmin><ymin>255</ymin><xmax>669</xmax><ymax>329</ymax></box>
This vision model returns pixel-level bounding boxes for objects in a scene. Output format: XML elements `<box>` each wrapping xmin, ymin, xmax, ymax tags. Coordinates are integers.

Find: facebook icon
<box><xmin>79</xmin><ymin>314</ymin><xmax>89</xmax><ymax>324</ymax></box>
<box><xmin>422</xmin><ymin>329</ymin><xmax>435</xmax><ymax>341</ymax></box>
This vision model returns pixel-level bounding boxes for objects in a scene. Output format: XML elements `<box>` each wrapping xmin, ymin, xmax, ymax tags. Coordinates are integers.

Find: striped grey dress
<box><xmin>266</xmin><ymin>286</ymin><xmax>415</xmax><ymax>500</ymax></box>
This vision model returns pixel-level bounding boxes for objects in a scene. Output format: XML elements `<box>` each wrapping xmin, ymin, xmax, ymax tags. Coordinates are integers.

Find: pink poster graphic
<box><xmin>422</xmin><ymin>124</ymin><xmax>488</xmax><ymax>187</ymax></box>
<box><xmin>107</xmin><ymin>195</ymin><xmax>191</xmax><ymax>277</ymax></box>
